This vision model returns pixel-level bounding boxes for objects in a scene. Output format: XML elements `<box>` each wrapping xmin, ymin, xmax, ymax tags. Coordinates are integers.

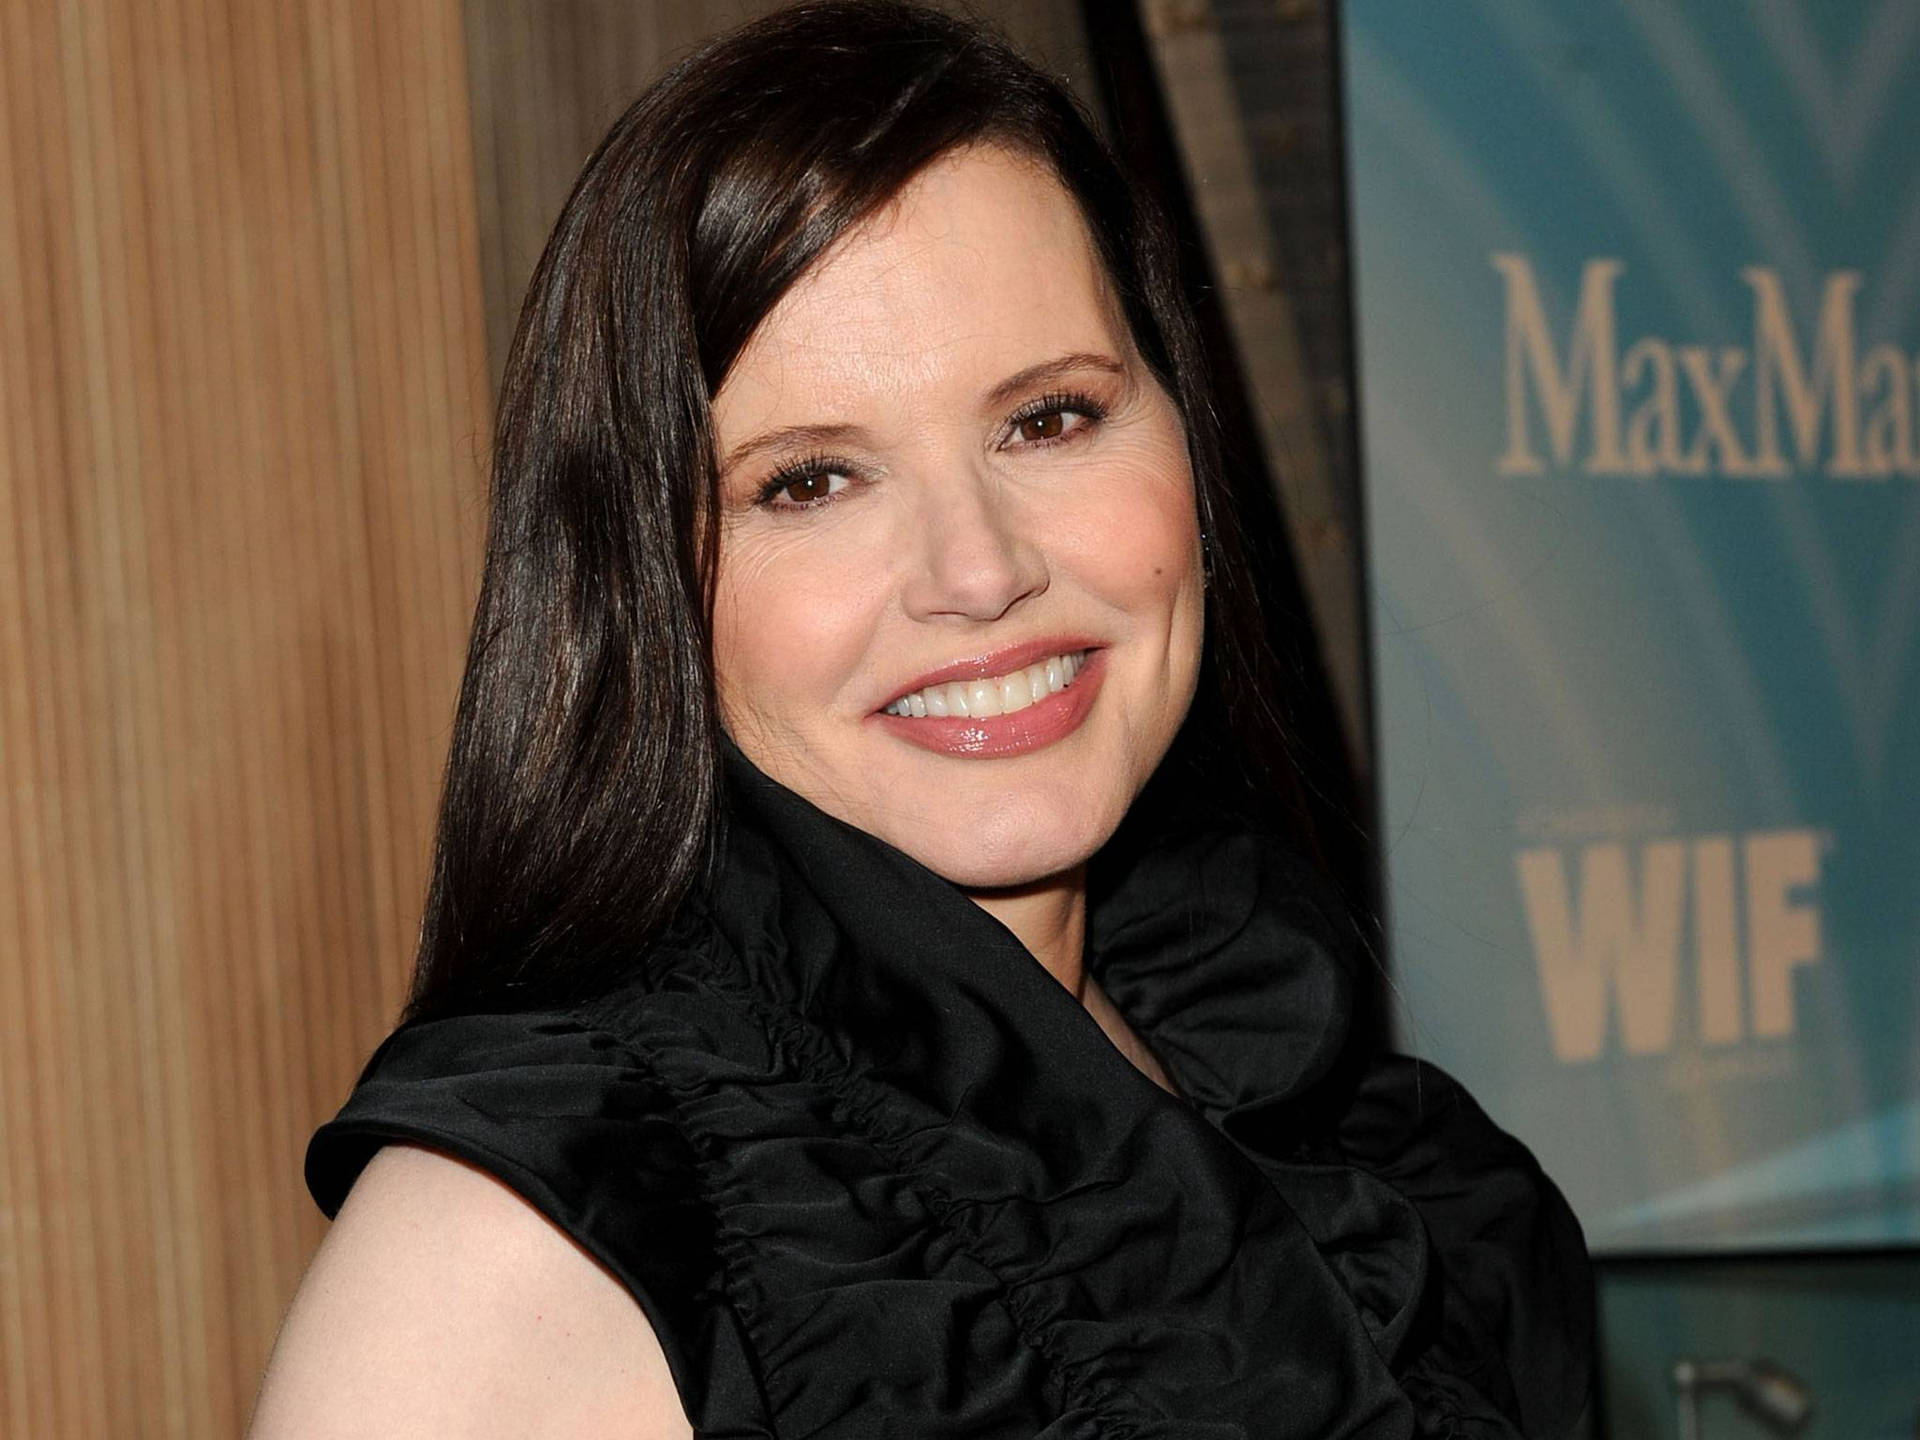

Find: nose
<box><xmin>899</xmin><ymin>466</ymin><xmax>1049</xmax><ymax>623</ymax></box>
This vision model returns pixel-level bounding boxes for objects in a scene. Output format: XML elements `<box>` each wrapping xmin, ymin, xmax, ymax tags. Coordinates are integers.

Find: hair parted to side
<box><xmin>406</xmin><ymin>0</ymin><xmax>1302</xmax><ymax>1022</ymax></box>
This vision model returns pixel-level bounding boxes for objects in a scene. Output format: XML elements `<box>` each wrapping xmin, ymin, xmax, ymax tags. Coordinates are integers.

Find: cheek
<box><xmin>711</xmin><ymin>528</ymin><xmax>889</xmax><ymax>733</ymax></box>
<box><xmin>1054</xmin><ymin>443</ymin><xmax>1203</xmax><ymax>634</ymax></box>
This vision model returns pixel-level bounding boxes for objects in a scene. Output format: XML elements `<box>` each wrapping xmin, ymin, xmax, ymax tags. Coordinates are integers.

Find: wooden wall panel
<box><xmin>0</xmin><ymin>2</ymin><xmax>489</xmax><ymax>1434</ymax></box>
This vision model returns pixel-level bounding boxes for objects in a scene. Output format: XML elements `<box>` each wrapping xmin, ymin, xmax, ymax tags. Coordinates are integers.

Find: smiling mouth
<box><xmin>881</xmin><ymin>649</ymin><xmax>1090</xmax><ymax>719</ymax></box>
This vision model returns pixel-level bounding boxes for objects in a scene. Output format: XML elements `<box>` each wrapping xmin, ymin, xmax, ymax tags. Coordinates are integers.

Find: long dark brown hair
<box><xmin>406</xmin><ymin>0</ymin><xmax>1306</xmax><ymax>1022</ymax></box>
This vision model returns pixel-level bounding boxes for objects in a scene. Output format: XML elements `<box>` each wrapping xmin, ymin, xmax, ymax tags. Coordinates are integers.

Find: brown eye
<box><xmin>1018</xmin><ymin>411</ymin><xmax>1066</xmax><ymax>442</ymax></box>
<box><xmin>761</xmin><ymin>465</ymin><xmax>851</xmax><ymax>509</ymax></box>
<box><xmin>1007</xmin><ymin>396</ymin><xmax>1103</xmax><ymax>448</ymax></box>
<box><xmin>782</xmin><ymin>472</ymin><xmax>836</xmax><ymax>504</ymax></box>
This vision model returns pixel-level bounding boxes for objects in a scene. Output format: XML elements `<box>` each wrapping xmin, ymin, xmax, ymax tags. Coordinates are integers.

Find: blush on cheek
<box><xmin>1062</xmin><ymin>466</ymin><xmax>1199</xmax><ymax>601</ymax></box>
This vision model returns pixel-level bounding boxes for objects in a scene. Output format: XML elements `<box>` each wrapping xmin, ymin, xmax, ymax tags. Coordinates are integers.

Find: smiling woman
<box><xmin>249</xmin><ymin>4</ymin><xmax>1593</xmax><ymax>1437</ymax></box>
<box><xmin>712</xmin><ymin>146</ymin><xmax>1204</xmax><ymax>943</ymax></box>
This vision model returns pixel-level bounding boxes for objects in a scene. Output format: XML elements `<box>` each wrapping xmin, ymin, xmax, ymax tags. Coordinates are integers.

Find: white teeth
<box><xmin>882</xmin><ymin>649</ymin><xmax>1090</xmax><ymax>718</ymax></box>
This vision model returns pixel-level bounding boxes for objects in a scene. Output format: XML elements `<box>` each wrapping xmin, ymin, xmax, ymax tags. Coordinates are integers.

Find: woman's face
<box><xmin>709</xmin><ymin>144</ymin><xmax>1204</xmax><ymax>891</ymax></box>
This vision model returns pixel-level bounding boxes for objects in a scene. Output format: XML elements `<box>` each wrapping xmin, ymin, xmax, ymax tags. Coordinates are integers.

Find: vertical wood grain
<box><xmin>0</xmin><ymin>1</ymin><xmax>489</xmax><ymax>1432</ymax></box>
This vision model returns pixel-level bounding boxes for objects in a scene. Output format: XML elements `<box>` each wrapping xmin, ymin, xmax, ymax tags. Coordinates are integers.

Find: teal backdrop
<box><xmin>1341</xmin><ymin>0</ymin><xmax>1920</xmax><ymax>1253</ymax></box>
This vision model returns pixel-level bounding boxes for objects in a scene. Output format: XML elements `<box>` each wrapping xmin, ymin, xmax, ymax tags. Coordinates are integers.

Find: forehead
<box><xmin>715</xmin><ymin>145</ymin><xmax>1123</xmax><ymax>420</ymax></box>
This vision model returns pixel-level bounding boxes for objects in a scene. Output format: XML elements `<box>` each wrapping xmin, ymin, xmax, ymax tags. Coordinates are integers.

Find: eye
<box><xmin>1016</xmin><ymin>411</ymin><xmax>1073</xmax><ymax>442</ymax></box>
<box><xmin>757</xmin><ymin>460</ymin><xmax>853</xmax><ymax>510</ymax></box>
<box><xmin>1005</xmin><ymin>391</ymin><xmax>1106</xmax><ymax>448</ymax></box>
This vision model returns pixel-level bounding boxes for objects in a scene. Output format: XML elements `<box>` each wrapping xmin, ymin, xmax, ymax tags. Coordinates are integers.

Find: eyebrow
<box><xmin>718</xmin><ymin>352</ymin><xmax>1129</xmax><ymax>477</ymax></box>
<box><xmin>719</xmin><ymin>422</ymin><xmax>867</xmax><ymax>476</ymax></box>
<box><xmin>982</xmin><ymin>351</ymin><xmax>1128</xmax><ymax>408</ymax></box>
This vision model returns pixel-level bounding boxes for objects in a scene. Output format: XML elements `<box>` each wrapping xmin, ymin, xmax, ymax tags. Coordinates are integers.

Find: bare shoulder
<box><xmin>248</xmin><ymin>1143</ymin><xmax>692</xmax><ymax>1440</ymax></box>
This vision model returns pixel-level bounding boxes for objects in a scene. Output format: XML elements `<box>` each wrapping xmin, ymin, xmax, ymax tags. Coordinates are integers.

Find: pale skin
<box><xmin>248</xmin><ymin>145</ymin><xmax>1198</xmax><ymax>1436</ymax></box>
<box><xmin>711</xmin><ymin>145</ymin><xmax>1202</xmax><ymax>1037</ymax></box>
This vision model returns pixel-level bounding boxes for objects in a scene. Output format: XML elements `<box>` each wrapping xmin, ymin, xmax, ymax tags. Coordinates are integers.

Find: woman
<box><xmin>251</xmin><ymin>4</ymin><xmax>1592</xmax><ymax>1436</ymax></box>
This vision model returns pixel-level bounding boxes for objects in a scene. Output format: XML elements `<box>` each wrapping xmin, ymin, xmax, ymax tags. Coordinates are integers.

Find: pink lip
<box><xmin>870</xmin><ymin>647</ymin><xmax>1106</xmax><ymax>759</ymax></box>
<box><xmin>879</xmin><ymin>636</ymin><xmax>1103</xmax><ymax>707</ymax></box>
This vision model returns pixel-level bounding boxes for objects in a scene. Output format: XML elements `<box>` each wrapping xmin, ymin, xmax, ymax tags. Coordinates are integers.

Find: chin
<box><xmin>884</xmin><ymin>801</ymin><xmax>1123</xmax><ymax>894</ymax></box>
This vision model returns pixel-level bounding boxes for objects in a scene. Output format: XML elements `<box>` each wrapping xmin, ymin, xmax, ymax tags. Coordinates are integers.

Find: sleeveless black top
<box><xmin>307</xmin><ymin>753</ymin><xmax>1593</xmax><ymax>1438</ymax></box>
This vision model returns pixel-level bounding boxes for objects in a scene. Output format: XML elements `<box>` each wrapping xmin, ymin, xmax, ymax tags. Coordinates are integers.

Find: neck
<box><xmin>968</xmin><ymin>865</ymin><xmax>1088</xmax><ymax>996</ymax></box>
<box><xmin>970</xmin><ymin>864</ymin><xmax>1178</xmax><ymax>1096</ymax></box>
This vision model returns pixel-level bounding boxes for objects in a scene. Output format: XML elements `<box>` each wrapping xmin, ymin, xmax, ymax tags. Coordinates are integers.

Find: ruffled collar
<box><xmin>712</xmin><ymin>742</ymin><xmax>1361</xmax><ymax>1153</ymax></box>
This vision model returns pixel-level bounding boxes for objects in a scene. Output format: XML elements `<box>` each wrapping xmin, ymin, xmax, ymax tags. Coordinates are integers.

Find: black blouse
<box><xmin>308</xmin><ymin>752</ymin><xmax>1593</xmax><ymax>1438</ymax></box>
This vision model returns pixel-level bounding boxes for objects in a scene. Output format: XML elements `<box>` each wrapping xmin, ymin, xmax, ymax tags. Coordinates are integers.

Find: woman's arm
<box><xmin>247</xmin><ymin>1143</ymin><xmax>693</xmax><ymax>1439</ymax></box>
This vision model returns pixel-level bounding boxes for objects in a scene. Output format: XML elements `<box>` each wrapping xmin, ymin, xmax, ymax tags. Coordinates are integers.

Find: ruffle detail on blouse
<box><xmin>1088</xmin><ymin>824</ymin><xmax>1594</xmax><ymax>1434</ymax></box>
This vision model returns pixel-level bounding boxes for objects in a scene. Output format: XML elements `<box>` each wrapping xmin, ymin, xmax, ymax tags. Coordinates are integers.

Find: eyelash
<box><xmin>752</xmin><ymin>390</ymin><xmax>1111</xmax><ymax>512</ymax></box>
<box><xmin>1005</xmin><ymin>390</ymin><xmax>1108</xmax><ymax>447</ymax></box>
<box><xmin>755</xmin><ymin>452</ymin><xmax>857</xmax><ymax>510</ymax></box>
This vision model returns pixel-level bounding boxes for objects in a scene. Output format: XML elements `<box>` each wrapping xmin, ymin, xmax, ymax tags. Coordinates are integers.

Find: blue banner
<box><xmin>1342</xmin><ymin>0</ymin><xmax>1920</xmax><ymax>1251</ymax></box>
